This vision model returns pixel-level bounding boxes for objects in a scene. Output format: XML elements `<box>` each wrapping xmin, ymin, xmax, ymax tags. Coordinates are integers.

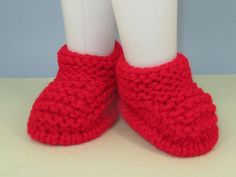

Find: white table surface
<box><xmin>0</xmin><ymin>75</ymin><xmax>235</xmax><ymax>177</ymax></box>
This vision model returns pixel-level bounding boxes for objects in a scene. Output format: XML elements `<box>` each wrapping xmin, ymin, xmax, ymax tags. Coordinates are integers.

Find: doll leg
<box><xmin>61</xmin><ymin>0</ymin><xmax>116</xmax><ymax>56</ymax></box>
<box><xmin>113</xmin><ymin>0</ymin><xmax>219</xmax><ymax>157</ymax></box>
<box><xmin>27</xmin><ymin>0</ymin><xmax>122</xmax><ymax>145</ymax></box>
<box><xmin>111</xmin><ymin>0</ymin><xmax>177</xmax><ymax>67</ymax></box>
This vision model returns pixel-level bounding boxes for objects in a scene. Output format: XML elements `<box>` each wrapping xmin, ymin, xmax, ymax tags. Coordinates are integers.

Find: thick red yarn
<box><xmin>27</xmin><ymin>42</ymin><xmax>122</xmax><ymax>146</ymax></box>
<box><xmin>117</xmin><ymin>53</ymin><xmax>219</xmax><ymax>157</ymax></box>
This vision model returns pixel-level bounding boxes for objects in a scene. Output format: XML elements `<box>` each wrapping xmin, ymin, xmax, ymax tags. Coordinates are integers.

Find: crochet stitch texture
<box><xmin>117</xmin><ymin>53</ymin><xmax>219</xmax><ymax>157</ymax></box>
<box><xmin>27</xmin><ymin>42</ymin><xmax>122</xmax><ymax>145</ymax></box>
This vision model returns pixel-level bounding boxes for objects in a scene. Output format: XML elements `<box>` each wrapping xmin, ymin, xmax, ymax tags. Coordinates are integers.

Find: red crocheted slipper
<box><xmin>117</xmin><ymin>53</ymin><xmax>219</xmax><ymax>157</ymax></box>
<box><xmin>27</xmin><ymin>41</ymin><xmax>122</xmax><ymax>146</ymax></box>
